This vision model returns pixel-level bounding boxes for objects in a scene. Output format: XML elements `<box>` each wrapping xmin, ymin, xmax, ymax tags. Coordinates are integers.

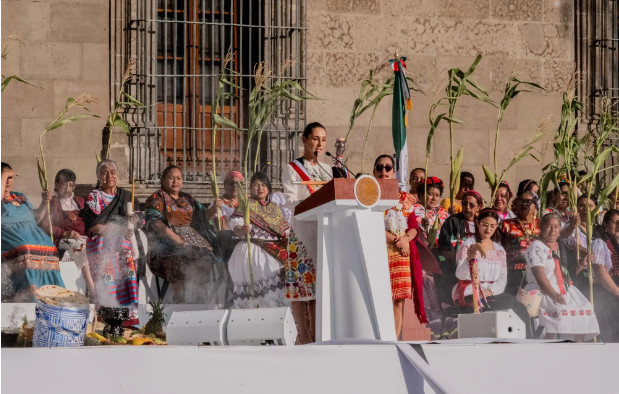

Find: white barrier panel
<box><xmin>458</xmin><ymin>309</ymin><xmax>526</xmax><ymax>339</ymax></box>
<box><xmin>166</xmin><ymin>309</ymin><xmax>230</xmax><ymax>346</ymax></box>
<box><xmin>227</xmin><ymin>307</ymin><xmax>297</xmax><ymax>346</ymax></box>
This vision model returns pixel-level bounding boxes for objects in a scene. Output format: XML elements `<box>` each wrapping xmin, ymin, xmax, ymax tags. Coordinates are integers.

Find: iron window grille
<box><xmin>110</xmin><ymin>0</ymin><xmax>307</xmax><ymax>189</ymax></box>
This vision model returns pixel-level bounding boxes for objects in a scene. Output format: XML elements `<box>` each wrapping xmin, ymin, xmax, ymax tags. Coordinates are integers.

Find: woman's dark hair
<box><xmin>373</xmin><ymin>154</ymin><xmax>395</xmax><ymax>170</ymax></box>
<box><xmin>496</xmin><ymin>181</ymin><xmax>513</xmax><ymax>200</ymax></box>
<box><xmin>55</xmin><ymin>169</ymin><xmax>76</xmax><ymax>185</ymax></box>
<box><xmin>577</xmin><ymin>193</ymin><xmax>598</xmax><ymax>206</ymax></box>
<box><xmin>161</xmin><ymin>165</ymin><xmax>182</xmax><ymax>184</ymax></box>
<box><xmin>554</xmin><ymin>182</ymin><xmax>569</xmax><ymax>194</ymax></box>
<box><xmin>462</xmin><ymin>190</ymin><xmax>483</xmax><ymax>207</ymax></box>
<box><xmin>422</xmin><ymin>176</ymin><xmax>444</xmax><ymax>196</ymax></box>
<box><xmin>518</xmin><ymin>179</ymin><xmax>538</xmax><ymax>196</ymax></box>
<box><xmin>603</xmin><ymin>209</ymin><xmax>619</xmax><ymax>225</ymax></box>
<box><xmin>474</xmin><ymin>208</ymin><xmax>500</xmax><ymax>242</ymax></box>
<box><xmin>250</xmin><ymin>172</ymin><xmax>272</xmax><ymax>195</ymax></box>
<box><xmin>302</xmin><ymin>122</ymin><xmax>326</xmax><ymax>138</ymax></box>
<box><xmin>1</xmin><ymin>162</ymin><xmax>12</xmax><ymax>171</ymax></box>
<box><xmin>461</xmin><ymin>171</ymin><xmax>474</xmax><ymax>185</ymax></box>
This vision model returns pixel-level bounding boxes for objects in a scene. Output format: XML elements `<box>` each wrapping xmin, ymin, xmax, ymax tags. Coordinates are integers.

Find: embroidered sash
<box><xmin>289</xmin><ymin>159</ymin><xmax>319</xmax><ymax>194</ymax></box>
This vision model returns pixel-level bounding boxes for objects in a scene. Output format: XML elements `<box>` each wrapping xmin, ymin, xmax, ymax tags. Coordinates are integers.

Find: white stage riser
<box><xmin>2</xmin><ymin>342</ymin><xmax>617</xmax><ymax>394</ymax></box>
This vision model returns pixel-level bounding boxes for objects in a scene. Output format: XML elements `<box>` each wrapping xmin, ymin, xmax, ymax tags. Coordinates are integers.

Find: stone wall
<box><xmin>305</xmin><ymin>0</ymin><xmax>574</xmax><ymax>201</ymax></box>
<box><xmin>1</xmin><ymin>0</ymin><xmax>575</xmax><ymax>204</ymax></box>
<box><xmin>1</xmin><ymin>0</ymin><xmax>109</xmax><ymax>204</ymax></box>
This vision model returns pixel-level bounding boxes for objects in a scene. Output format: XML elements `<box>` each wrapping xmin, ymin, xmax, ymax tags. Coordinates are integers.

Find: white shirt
<box><xmin>453</xmin><ymin>238</ymin><xmax>507</xmax><ymax>298</ymax></box>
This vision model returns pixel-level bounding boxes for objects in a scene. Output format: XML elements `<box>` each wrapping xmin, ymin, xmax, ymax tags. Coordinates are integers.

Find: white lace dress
<box><xmin>524</xmin><ymin>240</ymin><xmax>599</xmax><ymax>340</ymax></box>
<box><xmin>227</xmin><ymin>216</ymin><xmax>288</xmax><ymax>309</ymax></box>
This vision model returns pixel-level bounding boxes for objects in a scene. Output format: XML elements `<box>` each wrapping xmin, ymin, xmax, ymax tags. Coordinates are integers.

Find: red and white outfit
<box><xmin>452</xmin><ymin>238</ymin><xmax>507</xmax><ymax>305</ymax></box>
<box><xmin>525</xmin><ymin>240</ymin><xmax>599</xmax><ymax>340</ymax></box>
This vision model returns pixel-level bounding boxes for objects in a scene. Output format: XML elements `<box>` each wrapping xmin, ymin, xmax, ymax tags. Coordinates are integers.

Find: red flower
<box><xmin>289</xmin><ymin>252</ymin><xmax>298</xmax><ymax>259</ymax></box>
<box><xmin>579</xmin><ymin>310</ymin><xmax>584</xmax><ymax>316</ymax></box>
<box><xmin>570</xmin><ymin>310</ymin><xmax>576</xmax><ymax>316</ymax></box>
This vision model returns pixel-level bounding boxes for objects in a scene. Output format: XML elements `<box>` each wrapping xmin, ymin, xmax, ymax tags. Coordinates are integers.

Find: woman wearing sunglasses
<box><xmin>453</xmin><ymin>208</ymin><xmax>531</xmax><ymax>335</ymax></box>
<box><xmin>373</xmin><ymin>154</ymin><xmax>427</xmax><ymax>338</ymax></box>
<box><xmin>499</xmin><ymin>191</ymin><xmax>541</xmax><ymax>296</ymax></box>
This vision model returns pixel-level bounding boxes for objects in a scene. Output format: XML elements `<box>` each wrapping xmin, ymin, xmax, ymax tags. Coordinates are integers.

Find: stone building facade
<box><xmin>2</xmin><ymin>0</ymin><xmax>575</xmax><ymax>203</ymax></box>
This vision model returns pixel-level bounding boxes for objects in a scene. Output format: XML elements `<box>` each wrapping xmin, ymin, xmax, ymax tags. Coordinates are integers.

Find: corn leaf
<box><xmin>1</xmin><ymin>75</ymin><xmax>39</xmax><ymax>92</ymax></box>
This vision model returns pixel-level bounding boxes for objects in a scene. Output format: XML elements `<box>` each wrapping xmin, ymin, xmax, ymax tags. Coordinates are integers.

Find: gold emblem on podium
<box><xmin>354</xmin><ymin>175</ymin><xmax>381</xmax><ymax>208</ymax></box>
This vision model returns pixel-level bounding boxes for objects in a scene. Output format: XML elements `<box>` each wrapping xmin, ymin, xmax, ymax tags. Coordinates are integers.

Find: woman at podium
<box><xmin>282</xmin><ymin>122</ymin><xmax>333</xmax><ymax>343</ymax></box>
<box><xmin>373</xmin><ymin>154</ymin><xmax>427</xmax><ymax>338</ymax></box>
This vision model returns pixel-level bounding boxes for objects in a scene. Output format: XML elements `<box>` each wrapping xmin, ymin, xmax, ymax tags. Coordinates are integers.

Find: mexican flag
<box><xmin>390</xmin><ymin>57</ymin><xmax>412</xmax><ymax>191</ymax></box>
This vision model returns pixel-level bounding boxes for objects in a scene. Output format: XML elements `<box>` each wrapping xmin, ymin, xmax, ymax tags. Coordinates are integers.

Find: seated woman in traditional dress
<box><xmin>1</xmin><ymin>162</ymin><xmax>65</xmax><ymax>301</ymax></box>
<box><xmin>412</xmin><ymin>176</ymin><xmax>449</xmax><ymax>247</ymax></box>
<box><xmin>144</xmin><ymin>165</ymin><xmax>219</xmax><ymax>303</ymax></box>
<box><xmin>492</xmin><ymin>181</ymin><xmax>515</xmax><ymax>222</ymax></box>
<box><xmin>594</xmin><ymin>209</ymin><xmax>619</xmax><ymax>342</ymax></box>
<box><xmin>453</xmin><ymin>208</ymin><xmax>531</xmax><ymax>335</ymax></box>
<box><xmin>81</xmin><ymin>159</ymin><xmax>142</xmax><ymax>325</ymax></box>
<box><xmin>499</xmin><ymin>191</ymin><xmax>541</xmax><ymax>296</ymax></box>
<box><xmin>524</xmin><ymin>212</ymin><xmax>599</xmax><ymax>341</ymax></box>
<box><xmin>440</xmin><ymin>171</ymin><xmax>474</xmax><ymax>214</ymax></box>
<box><xmin>374</xmin><ymin>155</ymin><xmax>426</xmax><ymax>338</ymax></box>
<box><xmin>435</xmin><ymin>190</ymin><xmax>482</xmax><ymax>304</ymax></box>
<box><xmin>281</xmin><ymin>122</ymin><xmax>332</xmax><ymax>343</ymax></box>
<box><xmin>39</xmin><ymin>169</ymin><xmax>95</xmax><ymax>298</ymax></box>
<box><xmin>228</xmin><ymin>172</ymin><xmax>289</xmax><ymax>309</ymax></box>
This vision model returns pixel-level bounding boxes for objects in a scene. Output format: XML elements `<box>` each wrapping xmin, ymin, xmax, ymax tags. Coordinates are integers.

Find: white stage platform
<box><xmin>2</xmin><ymin>340</ymin><xmax>616</xmax><ymax>394</ymax></box>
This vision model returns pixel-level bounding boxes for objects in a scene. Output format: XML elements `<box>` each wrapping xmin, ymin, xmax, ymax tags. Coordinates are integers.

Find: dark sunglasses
<box><xmin>375</xmin><ymin>164</ymin><xmax>393</xmax><ymax>172</ymax></box>
<box><xmin>516</xmin><ymin>199</ymin><xmax>534</xmax><ymax>206</ymax></box>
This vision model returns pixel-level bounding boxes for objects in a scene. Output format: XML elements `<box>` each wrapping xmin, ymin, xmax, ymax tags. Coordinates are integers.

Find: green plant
<box><xmin>102</xmin><ymin>59</ymin><xmax>145</xmax><ymax>161</ymax></box>
<box><xmin>209</xmin><ymin>48</ymin><xmax>239</xmax><ymax>229</ymax></box>
<box><xmin>539</xmin><ymin>92</ymin><xmax>584</xmax><ymax>214</ymax></box>
<box><xmin>427</xmin><ymin>54</ymin><xmax>495</xmax><ymax>216</ymax></box>
<box><xmin>1</xmin><ymin>38</ymin><xmax>39</xmax><ymax>92</ymax></box>
<box><xmin>482</xmin><ymin>77</ymin><xmax>544</xmax><ymax>203</ymax></box>
<box><xmin>216</xmin><ymin>62</ymin><xmax>314</xmax><ymax>303</ymax></box>
<box><xmin>144</xmin><ymin>300</ymin><xmax>167</xmax><ymax>335</ymax></box>
<box><xmin>37</xmin><ymin>94</ymin><xmax>98</xmax><ymax>241</ymax></box>
<box><xmin>578</xmin><ymin>97</ymin><xmax>619</xmax><ymax>311</ymax></box>
<box><xmin>344</xmin><ymin>63</ymin><xmax>420</xmax><ymax>172</ymax></box>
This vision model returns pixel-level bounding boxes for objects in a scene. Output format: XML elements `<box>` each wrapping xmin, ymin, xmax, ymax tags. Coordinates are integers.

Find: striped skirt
<box><xmin>387</xmin><ymin>243</ymin><xmax>412</xmax><ymax>301</ymax></box>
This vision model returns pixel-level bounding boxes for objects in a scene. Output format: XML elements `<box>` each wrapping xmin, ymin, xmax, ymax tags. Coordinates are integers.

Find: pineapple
<box><xmin>144</xmin><ymin>300</ymin><xmax>167</xmax><ymax>336</ymax></box>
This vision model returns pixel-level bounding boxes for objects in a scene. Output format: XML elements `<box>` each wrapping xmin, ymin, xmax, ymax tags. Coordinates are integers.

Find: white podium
<box><xmin>294</xmin><ymin>176</ymin><xmax>400</xmax><ymax>341</ymax></box>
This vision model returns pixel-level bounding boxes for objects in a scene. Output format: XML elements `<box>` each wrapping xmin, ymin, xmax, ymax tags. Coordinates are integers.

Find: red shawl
<box><xmin>407</xmin><ymin>212</ymin><xmax>428</xmax><ymax>324</ymax></box>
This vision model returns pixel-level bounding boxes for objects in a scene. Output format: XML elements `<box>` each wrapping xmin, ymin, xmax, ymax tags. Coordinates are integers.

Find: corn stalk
<box><xmin>209</xmin><ymin>48</ymin><xmax>239</xmax><ymax>230</ymax></box>
<box><xmin>579</xmin><ymin>97</ymin><xmax>619</xmax><ymax>326</ymax></box>
<box><xmin>1</xmin><ymin>39</ymin><xmax>39</xmax><ymax>92</ymax></box>
<box><xmin>216</xmin><ymin>62</ymin><xmax>314</xmax><ymax>304</ymax></box>
<box><xmin>102</xmin><ymin>59</ymin><xmax>145</xmax><ymax>161</ymax></box>
<box><xmin>37</xmin><ymin>94</ymin><xmax>98</xmax><ymax>241</ymax></box>
<box><xmin>427</xmin><ymin>54</ymin><xmax>495</xmax><ymax>214</ymax></box>
<box><xmin>344</xmin><ymin>65</ymin><xmax>420</xmax><ymax>172</ymax></box>
<box><xmin>539</xmin><ymin>92</ymin><xmax>584</xmax><ymax>214</ymax></box>
<box><xmin>482</xmin><ymin>77</ymin><xmax>544</xmax><ymax>203</ymax></box>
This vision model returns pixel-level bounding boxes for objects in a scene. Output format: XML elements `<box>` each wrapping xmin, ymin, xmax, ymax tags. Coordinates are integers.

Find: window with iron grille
<box><xmin>110</xmin><ymin>0</ymin><xmax>307</xmax><ymax>190</ymax></box>
<box><xmin>575</xmin><ymin>0</ymin><xmax>618</xmax><ymax>185</ymax></box>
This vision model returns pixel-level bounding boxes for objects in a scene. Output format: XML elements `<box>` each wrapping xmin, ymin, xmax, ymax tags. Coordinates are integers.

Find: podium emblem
<box><xmin>354</xmin><ymin>175</ymin><xmax>381</xmax><ymax>208</ymax></box>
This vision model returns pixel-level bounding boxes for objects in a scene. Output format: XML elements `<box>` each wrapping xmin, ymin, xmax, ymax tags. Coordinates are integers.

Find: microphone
<box><xmin>326</xmin><ymin>152</ymin><xmax>359</xmax><ymax>178</ymax></box>
<box><xmin>314</xmin><ymin>150</ymin><xmax>333</xmax><ymax>180</ymax></box>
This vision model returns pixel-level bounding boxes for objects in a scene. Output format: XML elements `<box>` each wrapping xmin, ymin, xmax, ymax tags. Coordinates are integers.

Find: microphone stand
<box><xmin>314</xmin><ymin>151</ymin><xmax>333</xmax><ymax>180</ymax></box>
<box><xmin>326</xmin><ymin>151</ymin><xmax>359</xmax><ymax>178</ymax></box>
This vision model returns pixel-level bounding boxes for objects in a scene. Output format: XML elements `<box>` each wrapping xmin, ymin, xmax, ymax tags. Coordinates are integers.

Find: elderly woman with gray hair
<box><xmin>81</xmin><ymin>159</ymin><xmax>142</xmax><ymax>325</ymax></box>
